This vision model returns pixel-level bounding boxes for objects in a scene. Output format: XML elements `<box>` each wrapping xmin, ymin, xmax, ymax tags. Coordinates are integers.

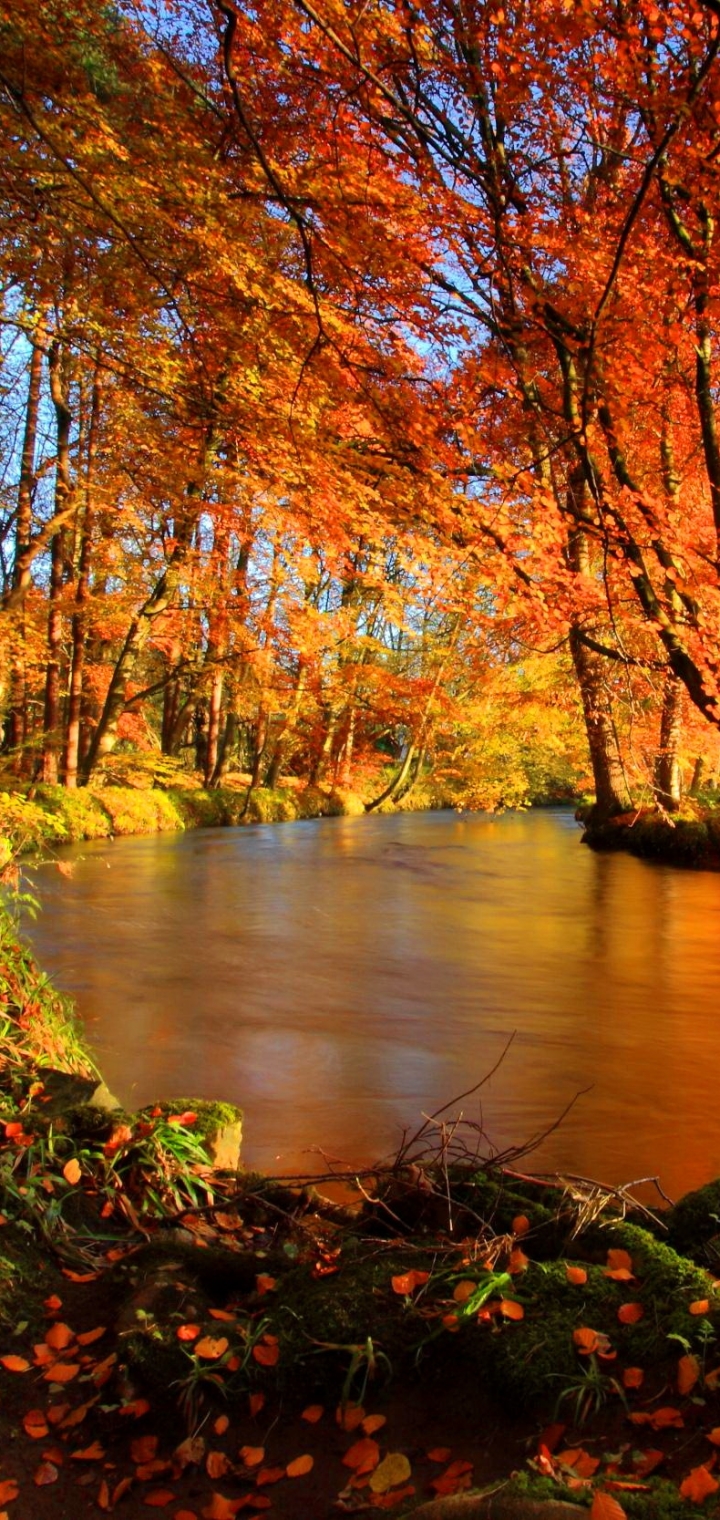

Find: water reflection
<box><xmin>23</xmin><ymin>809</ymin><xmax>720</xmax><ymax>1197</ymax></box>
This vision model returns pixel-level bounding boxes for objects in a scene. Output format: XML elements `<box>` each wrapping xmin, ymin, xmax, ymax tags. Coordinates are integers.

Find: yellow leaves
<box><xmin>369</xmin><ymin>1453</ymin><xmax>412</xmax><ymax>1493</ymax></box>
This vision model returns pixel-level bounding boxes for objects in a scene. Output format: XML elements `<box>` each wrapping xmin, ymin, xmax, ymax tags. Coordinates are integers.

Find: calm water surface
<box><xmin>23</xmin><ymin>809</ymin><xmax>720</xmax><ymax>1197</ymax></box>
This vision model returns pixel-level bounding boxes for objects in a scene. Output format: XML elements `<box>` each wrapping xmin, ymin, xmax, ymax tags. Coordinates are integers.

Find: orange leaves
<box><xmin>337</xmin><ymin>1404</ymin><xmax>366</xmax><ymax>1432</ymax></box>
<box><xmin>302</xmin><ymin>1404</ymin><xmax>324</xmax><ymax>1424</ymax></box>
<box><xmin>255</xmin><ymin>1275</ymin><xmax>277</xmax><ymax>1295</ymax></box>
<box><xmin>630</xmin><ymin>1407</ymin><xmax>684</xmax><ymax>1431</ymax></box>
<box><xmin>429</xmin><ymin>1459</ymin><xmax>473</xmax><ymax>1496</ymax></box>
<box><xmin>34</xmin><ymin>1461</ymin><xmax>60</xmax><ymax>1486</ymax></box>
<box><xmin>678</xmin><ymin>1353</ymin><xmax>700</xmax><ymax>1394</ymax></box>
<box><xmin>252</xmin><ymin>1336</ymin><xmax>279</xmax><ymax>1367</ymax></box>
<box><xmin>512</xmin><ymin>1214</ymin><xmax>530</xmax><ymax>1236</ymax></box>
<box><xmin>238</xmin><ymin>1447</ymin><xmax>264</xmax><ymax>1469</ymax></box>
<box><xmin>62</xmin><ymin>1158</ymin><xmax>81</xmax><ymax>1185</ymax></box>
<box><xmin>342</xmin><ymin>1438</ymin><xmax>380</xmax><ymax>1474</ymax></box>
<box><xmin>176</xmin><ymin>1324</ymin><xmax>201</xmax><ymax>1342</ymax></box>
<box><xmin>391</xmin><ymin>1269</ymin><xmax>430</xmax><ymax>1295</ymax></box>
<box><xmin>617</xmin><ymin>1302</ymin><xmax>644</xmax><ymax>1325</ymax></box>
<box><xmin>132</xmin><ymin>1435</ymin><xmax>159</xmax><ymax>1466</ymax></box>
<box><xmin>622</xmin><ymin>1367</ymin><xmax>644</xmax><ymax>1389</ymax></box>
<box><xmin>495</xmin><ymin>1298</ymin><xmax>524</xmax><ymax>1321</ymax></box>
<box><xmin>286</xmin><ymin>1454</ymin><xmax>314</xmax><ymax>1477</ymax></box>
<box><xmin>43</xmin><ymin>1361</ymin><xmax>80</xmax><ymax>1384</ymax></box>
<box><xmin>573</xmin><ymin>1327</ymin><xmax>613</xmax><ymax>1357</ymax></box>
<box><xmin>566</xmin><ymin>1265</ymin><xmax>588</xmax><ymax>1285</ymax></box>
<box><xmin>23</xmin><ymin>1409</ymin><xmax>49</xmax><ymax>1438</ymax></box>
<box><xmin>679</xmin><ymin>1465</ymin><xmax>720</xmax><ymax>1502</ymax></box>
<box><xmin>0</xmin><ymin>1480</ymin><xmax>19</xmax><ymax>1504</ymax></box>
<box><xmin>194</xmin><ymin>1337</ymin><xmax>228</xmax><ymax>1361</ymax></box>
<box><xmin>452</xmin><ymin>1280</ymin><xmax>477</xmax><ymax>1304</ymax></box>
<box><xmin>604</xmin><ymin>1250</ymin><xmax>634</xmax><ymax>1282</ymax></box>
<box><xmin>690</xmin><ymin>1299</ymin><xmax>711</xmax><ymax>1315</ymax></box>
<box><xmin>0</xmin><ymin>1354</ymin><xmax>30</xmax><ymax>1372</ymax></box>
<box><xmin>361</xmin><ymin>1414</ymin><xmax>387</xmax><ymax>1436</ymax></box>
<box><xmin>589</xmin><ymin>1494</ymin><xmax>628</xmax><ymax>1520</ymax></box>
<box><xmin>143</xmin><ymin>1490</ymin><xmax>177</xmax><ymax>1507</ymax></box>
<box><xmin>45</xmin><ymin>1321</ymin><xmax>74</xmax><ymax>1352</ymax></box>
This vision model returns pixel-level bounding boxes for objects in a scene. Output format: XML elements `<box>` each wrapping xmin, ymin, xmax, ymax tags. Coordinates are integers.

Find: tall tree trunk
<box><xmin>7</xmin><ymin>324</ymin><xmax>44</xmax><ymax>765</ymax></box>
<box><xmin>654</xmin><ymin>673</ymin><xmax>685</xmax><ymax>811</ymax></box>
<box><xmin>63</xmin><ymin>365</ymin><xmax>101</xmax><ymax>788</ymax></box>
<box><xmin>566</xmin><ymin>525</ymin><xmax>631</xmax><ymax>821</ymax></box>
<box><xmin>42</xmin><ymin>339</ymin><xmax>73</xmax><ymax>784</ymax></box>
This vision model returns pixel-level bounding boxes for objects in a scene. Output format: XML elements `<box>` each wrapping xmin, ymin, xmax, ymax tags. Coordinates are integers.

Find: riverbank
<box><xmin>581</xmin><ymin>808</ymin><xmax>720</xmax><ymax>871</ymax></box>
<box><xmin>2</xmin><ymin>914</ymin><xmax>720</xmax><ymax>1517</ymax></box>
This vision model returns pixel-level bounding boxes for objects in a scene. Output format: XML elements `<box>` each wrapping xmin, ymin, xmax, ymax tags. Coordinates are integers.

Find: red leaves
<box><xmin>679</xmin><ymin>1465</ymin><xmax>720</xmax><ymax>1502</ymax></box>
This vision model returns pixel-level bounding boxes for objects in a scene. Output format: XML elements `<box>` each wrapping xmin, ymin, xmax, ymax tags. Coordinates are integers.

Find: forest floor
<box><xmin>3</xmin><ymin>914</ymin><xmax>720</xmax><ymax>1520</ymax></box>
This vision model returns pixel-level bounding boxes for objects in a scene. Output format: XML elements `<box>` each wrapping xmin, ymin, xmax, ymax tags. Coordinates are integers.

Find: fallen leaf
<box><xmin>679</xmin><ymin>1465</ymin><xmax>719</xmax><ymax>1502</ymax></box>
<box><xmin>71</xmin><ymin>1442</ymin><xmax>105</xmax><ymax>1461</ymax></box>
<box><xmin>512</xmin><ymin>1214</ymin><xmax>530</xmax><ymax>1235</ymax></box>
<box><xmin>256</xmin><ymin>1275</ymin><xmax>277</xmax><ymax>1295</ymax></box>
<box><xmin>62</xmin><ymin>1270</ymin><xmax>99</xmax><ymax>1283</ymax></box>
<box><xmin>497</xmin><ymin>1298</ymin><xmax>524</xmax><ymax>1320</ymax></box>
<box><xmin>0</xmin><ymin>1354</ymin><xmax>30</xmax><ymax>1372</ymax></box>
<box><xmin>176</xmin><ymin>1324</ymin><xmax>201</xmax><ymax>1342</ymax></box>
<box><xmin>98</xmin><ymin>1478</ymin><xmax>111</xmax><ymax>1510</ymax></box>
<box><xmin>629</xmin><ymin>1406</ymin><xmax>684</xmax><ymax>1430</ymax></box>
<box><xmin>208</xmin><ymin>1310</ymin><xmax>236</xmax><ymax>1323</ymax></box>
<box><xmin>391</xmin><ymin>1270</ymin><xmax>430</xmax><ymax>1295</ymax></box>
<box><xmin>302</xmin><ymin>1404</ymin><xmax>324</xmax><ymax>1423</ymax></box>
<box><xmin>46</xmin><ymin>1322</ymin><xmax>75</xmax><ymax>1352</ymax></box>
<box><xmin>690</xmin><ymin>1299</ymin><xmax>711</xmax><ymax>1316</ymax></box>
<box><xmin>201</xmin><ymin>1496</ymin><xmax>242</xmax><ymax>1520</ymax></box>
<box><xmin>337</xmin><ymin>1403</ymin><xmax>365</xmax><ymax>1432</ymax></box>
<box><xmin>372</xmin><ymin>1482</ymin><xmax>416</xmax><ymax>1509</ymax></box>
<box><xmin>622</xmin><ymin>1367</ymin><xmax>644</xmax><ymax>1389</ymax></box>
<box><xmin>44</xmin><ymin>1295</ymin><xmax>62</xmax><ymax>1314</ymax></box>
<box><xmin>342</xmin><ymin>1438</ymin><xmax>380</xmax><ymax>1473</ymax></box>
<box><xmin>369</xmin><ymin>1453</ymin><xmax>412</xmax><ymax>1494</ymax></box>
<box><xmin>566</xmin><ymin>1265</ymin><xmax>587</xmax><ymax>1285</ymax></box>
<box><xmin>248</xmin><ymin>1393</ymin><xmax>265</xmax><ymax>1418</ymax></box>
<box><xmin>589</xmin><ymin>1494</ymin><xmax>628</xmax><ymax>1520</ymax></box>
<box><xmin>119</xmin><ymin>1399</ymin><xmax>151</xmax><ymax>1418</ymax></box>
<box><xmin>252</xmin><ymin>1341</ymin><xmax>278</xmax><ymax>1367</ymax></box>
<box><xmin>256</xmin><ymin>1466</ymin><xmax>286</xmax><ymax>1486</ymax></box>
<box><xmin>508</xmin><ymin>1248</ymin><xmax>529</xmax><ymax>1275</ymax></box>
<box><xmin>214</xmin><ymin>1416</ymin><xmax>230</xmax><ymax>1437</ymax></box>
<box><xmin>453</xmin><ymin>1280</ymin><xmax>477</xmax><ymax>1304</ymax></box>
<box><xmin>43</xmin><ymin>1362</ymin><xmax>80</xmax><ymax>1383</ymax></box>
<box><xmin>175</xmin><ymin>1436</ymin><xmax>205</xmax><ymax>1470</ymax></box>
<box><xmin>194</xmin><ymin>1337</ymin><xmax>228</xmax><ymax>1361</ymax></box>
<box><xmin>238</xmin><ymin>1446</ymin><xmax>264</xmax><ymax>1468</ymax></box>
<box><xmin>0</xmin><ymin>1481</ymin><xmax>19</xmax><ymax>1504</ymax></box>
<box><xmin>606</xmin><ymin>1249</ymin><xmax>633</xmax><ymax>1274</ymax></box>
<box><xmin>62</xmin><ymin>1158</ymin><xmax>82</xmax><ymax>1185</ymax></box>
<box><xmin>132</xmin><ymin>1436</ymin><xmax>159</xmax><ymax>1465</ymax></box>
<box><xmin>427</xmin><ymin>1448</ymin><xmax>452</xmax><ymax>1463</ymax></box>
<box><xmin>633</xmin><ymin>1450</ymin><xmax>664</xmax><ymax>1477</ymax></box>
<box><xmin>678</xmin><ymin>1353</ymin><xmax>700</xmax><ymax>1394</ymax></box>
<box><xmin>286</xmin><ymin>1454</ymin><xmax>314</xmax><ymax>1477</ymax></box>
<box><xmin>144</xmin><ymin>1492</ymin><xmax>177</xmax><ymax>1508</ymax></box>
<box><xmin>206</xmin><ymin>1453</ymin><xmax>230</xmax><ymax>1480</ymax></box>
<box><xmin>76</xmin><ymin>1327</ymin><xmax>106</xmax><ymax>1347</ymax></box>
<box><xmin>573</xmin><ymin>1328</ymin><xmax>600</xmax><ymax>1355</ymax></box>
<box><xmin>34</xmin><ymin>1462</ymin><xmax>59</xmax><ymax>1486</ymax></box>
<box><xmin>23</xmin><ymin>1409</ymin><xmax>50</xmax><ymax>1438</ymax></box>
<box><xmin>617</xmin><ymin>1303</ymin><xmax>644</xmax><ymax>1325</ymax></box>
<box><xmin>361</xmin><ymin>1414</ymin><xmax>387</xmax><ymax>1435</ymax></box>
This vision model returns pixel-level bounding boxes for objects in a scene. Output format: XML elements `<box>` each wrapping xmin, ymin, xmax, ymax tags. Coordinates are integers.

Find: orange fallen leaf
<box><xmin>337</xmin><ymin>1403</ymin><xmax>366</xmax><ymax>1431</ymax></box>
<box><xmin>252</xmin><ymin>1340</ymin><xmax>279</xmax><ymax>1367</ymax></box>
<box><xmin>566</xmin><ymin>1265</ymin><xmax>588</xmax><ymax>1285</ymax></box>
<box><xmin>98</xmin><ymin>1478</ymin><xmax>111</xmax><ymax>1511</ymax></box>
<box><xmin>391</xmin><ymin>1270</ymin><xmax>430</xmax><ymax>1295</ymax></box>
<box><xmin>174</xmin><ymin>1512</ymin><xmax>199</xmax><ymax>1520</ymax></box>
<box><xmin>343</xmin><ymin>1438</ymin><xmax>380</xmax><ymax>1473</ymax></box>
<box><xmin>508</xmin><ymin>1248</ymin><xmax>529</xmax><ymax>1275</ymax></box>
<box><xmin>630</xmin><ymin>1406</ymin><xmax>684</xmax><ymax>1430</ymax></box>
<box><xmin>707</xmin><ymin>1428</ymin><xmax>720</xmax><ymax>1445</ymax></box>
<box><xmin>427</xmin><ymin>1447</ymin><xmax>453</xmax><ymax>1463</ymax></box>
<box><xmin>679</xmin><ymin>1465</ymin><xmax>719</xmax><ymax>1502</ymax></box>
<box><xmin>573</xmin><ymin>1328</ymin><xmax>600</xmax><ymax>1355</ymax></box>
<box><xmin>248</xmin><ymin>1393</ymin><xmax>265</xmax><ymax>1418</ymax></box>
<box><xmin>132</xmin><ymin>1436</ymin><xmax>159</xmax><ymax>1465</ymax></box>
<box><xmin>512</xmin><ymin>1214</ymin><xmax>530</xmax><ymax>1235</ymax></box>
<box><xmin>633</xmin><ymin>1450</ymin><xmax>664</xmax><ymax>1477</ymax></box>
<box><xmin>71</xmin><ymin>1441</ymin><xmax>105</xmax><ymax>1461</ymax></box>
<box><xmin>208</xmin><ymin>1310</ymin><xmax>236</xmax><ymax>1323</ymax></box>
<box><xmin>239</xmin><ymin>1446</ymin><xmax>265</xmax><ymax>1468</ymax></box>
<box><xmin>201</xmin><ymin>1497</ymin><xmax>242</xmax><ymax>1520</ymax></box>
<box><xmin>372</xmin><ymin>1482</ymin><xmax>416</xmax><ymax>1509</ymax></box>
<box><xmin>589</xmin><ymin>1494</ymin><xmax>628</xmax><ymax>1520</ymax></box>
<box><xmin>46</xmin><ymin>1322</ymin><xmax>75</xmax><ymax>1352</ymax></box>
<box><xmin>452</xmin><ymin>1280</ymin><xmax>477</xmax><ymax>1304</ymax></box>
<box><xmin>62</xmin><ymin>1270</ymin><xmax>99</xmax><ymax>1283</ymax></box>
<box><xmin>256</xmin><ymin>1275</ymin><xmax>277</xmax><ymax>1295</ymax></box>
<box><xmin>43</xmin><ymin>1362</ymin><xmax>80</xmax><ymax>1383</ymax></box>
<box><xmin>255</xmin><ymin>1466</ymin><xmax>286</xmax><ymax>1486</ymax></box>
<box><xmin>497</xmin><ymin>1298</ymin><xmax>524</xmax><ymax>1320</ymax></box>
<box><xmin>287</xmin><ymin>1454</ymin><xmax>314</xmax><ymax>1477</ymax></box>
<box><xmin>622</xmin><ymin>1367</ymin><xmax>644</xmax><ymax>1389</ymax></box>
<box><xmin>119</xmin><ymin>1399</ymin><xmax>150</xmax><ymax>1418</ymax></box>
<box><xmin>678</xmin><ymin>1353</ymin><xmax>700</xmax><ymax>1394</ymax></box>
<box><xmin>44</xmin><ymin>1295</ymin><xmax>62</xmax><ymax>1314</ymax></box>
<box><xmin>302</xmin><ymin>1404</ymin><xmax>324</xmax><ymax>1423</ymax></box>
<box><xmin>690</xmin><ymin>1299</ymin><xmax>711</xmax><ymax>1315</ymax></box>
<box><xmin>23</xmin><ymin>1409</ymin><xmax>50</xmax><ymax>1439</ymax></box>
<box><xmin>0</xmin><ymin>1480</ymin><xmax>19</xmax><ymax>1504</ymax></box>
<box><xmin>194</xmin><ymin>1337</ymin><xmax>228</xmax><ymax>1361</ymax></box>
<box><xmin>214</xmin><ymin>1415</ymin><xmax>230</xmax><ymax>1436</ymax></box>
<box><xmin>177</xmin><ymin>1324</ymin><xmax>201</xmax><ymax>1342</ymax></box>
<box><xmin>34</xmin><ymin>1462</ymin><xmax>59</xmax><ymax>1486</ymax></box>
<box><xmin>206</xmin><ymin>1453</ymin><xmax>231</xmax><ymax>1480</ymax></box>
<box><xmin>76</xmin><ymin>1326</ymin><xmax>106</xmax><ymax>1347</ymax></box>
<box><xmin>617</xmin><ymin>1302</ymin><xmax>644</xmax><ymax>1325</ymax></box>
<box><xmin>112</xmin><ymin>1477</ymin><xmax>134</xmax><ymax>1505</ymax></box>
<box><xmin>62</xmin><ymin>1158</ymin><xmax>82</xmax><ymax>1185</ymax></box>
<box><xmin>59</xmin><ymin>1400</ymin><xmax>94</xmax><ymax>1428</ymax></box>
<box><xmin>361</xmin><ymin>1414</ymin><xmax>387</xmax><ymax>1435</ymax></box>
<box><xmin>1</xmin><ymin>1354</ymin><xmax>30</xmax><ymax>1372</ymax></box>
<box><xmin>606</xmin><ymin>1249</ymin><xmax>633</xmax><ymax>1274</ymax></box>
<box><xmin>144</xmin><ymin>1492</ymin><xmax>177</xmax><ymax>1507</ymax></box>
<box><xmin>442</xmin><ymin>1312</ymin><xmax>460</xmax><ymax>1331</ymax></box>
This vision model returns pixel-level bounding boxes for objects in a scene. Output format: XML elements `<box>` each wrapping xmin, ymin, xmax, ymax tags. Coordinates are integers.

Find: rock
<box><xmin>31</xmin><ymin>1067</ymin><xmax>122</xmax><ymax>1114</ymax></box>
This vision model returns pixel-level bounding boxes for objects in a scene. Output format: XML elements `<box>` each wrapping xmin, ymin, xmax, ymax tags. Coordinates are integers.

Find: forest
<box><xmin>3</xmin><ymin>0</ymin><xmax>720</xmax><ymax>824</ymax></box>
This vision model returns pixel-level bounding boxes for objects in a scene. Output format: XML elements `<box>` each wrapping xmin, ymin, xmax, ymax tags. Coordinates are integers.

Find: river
<box><xmin>22</xmin><ymin>807</ymin><xmax>720</xmax><ymax>1199</ymax></box>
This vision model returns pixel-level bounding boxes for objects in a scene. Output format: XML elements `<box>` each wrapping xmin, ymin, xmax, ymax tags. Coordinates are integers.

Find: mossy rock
<box><xmin>146</xmin><ymin>1099</ymin><xmax>243</xmax><ymax>1169</ymax></box>
<box><xmin>244</xmin><ymin>788</ymin><xmax>299</xmax><ymax>824</ymax></box>
<box><xmin>328</xmin><ymin>789</ymin><xmax>366</xmax><ymax>817</ymax></box>
<box><xmin>667</xmin><ymin>1178</ymin><xmax>720</xmax><ymax>1267</ymax></box>
<box><xmin>298</xmin><ymin>785</ymin><xmax>333</xmax><ymax>818</ymax></box>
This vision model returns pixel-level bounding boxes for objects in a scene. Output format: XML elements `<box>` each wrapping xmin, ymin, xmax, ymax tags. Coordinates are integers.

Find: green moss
<box><xmin>667</xmin><ymin>1178</ymin><xmax>720</xmax><ymax>1267</ymax></box>
<box><xmin>33</xmin><ymin>784</ymin><xmax>114</xmax><ymax>841</ymax></box>
<box><xmin>502</xmin><ymin>1473</ymin><xmax>711</xmax><ymax>1520</ymax></box>
<box><xmin>91</xmin><ymin>785</ymin><xmax>184</xmax><ymax>836</ymax></box>
<box><xmin>328</xmin><ymin>790</ymin><xmax>366</xmax><ymax>817</ymax></box>
<box><xmin>583</xmin><ymin>812</ymin><xmax>719</xmax><ymax>869</ymax></box>
<box><xmin>244</xmin><ymin>788</ymin><xmax>299</xmax><ymax>824</ymax></box>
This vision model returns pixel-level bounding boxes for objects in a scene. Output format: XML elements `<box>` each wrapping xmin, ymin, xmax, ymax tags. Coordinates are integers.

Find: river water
<box><xmin>22</xmin><ymin>807</ymin><xmax>720</xmax><ymax>1198</ymax></box>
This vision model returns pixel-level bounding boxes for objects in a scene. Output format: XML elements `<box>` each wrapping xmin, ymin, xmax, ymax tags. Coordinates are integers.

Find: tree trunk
<box><xmin>42</xmin><ymin>340</ymin><xmax>73</xmax><ymax>784</ymax></box>
<box><xmin>566</xmin><ymin>526</ymin><xmax>631</xmax><ymax>821</ymax></box>
<box><xmin>366</xmin><ymin>742</ymin><xmax>416</xmax><ymax>812</ymax></box>
<box><xmin>654</xmin><ymin>672</ymin><xmax>685</xmax><ymax>811</ymax></box>
<box><xmin>7</xmin><ymin>325</ymin><xmax>44</xmax><ymax>765</ymax></box>
<box><xmin>63</xmin><ymin>366</ymin><xmax>101</xmax><ymax>788</ymax></box>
